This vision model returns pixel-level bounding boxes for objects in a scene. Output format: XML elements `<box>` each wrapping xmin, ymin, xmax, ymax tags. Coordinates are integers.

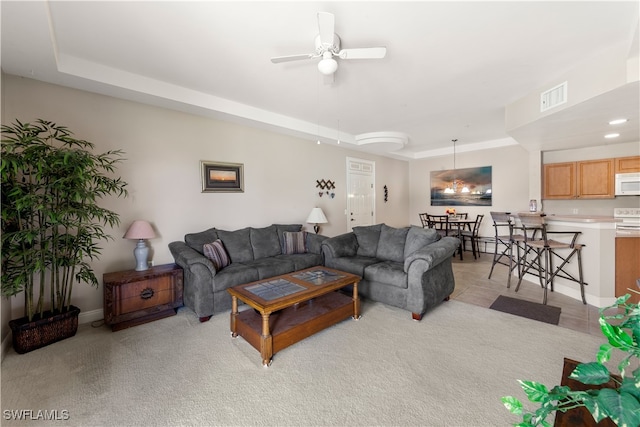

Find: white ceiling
<box><xmin>2</xmin><ymin>1</ymin><xmax>639</xmax><ymax>160</ymax></box>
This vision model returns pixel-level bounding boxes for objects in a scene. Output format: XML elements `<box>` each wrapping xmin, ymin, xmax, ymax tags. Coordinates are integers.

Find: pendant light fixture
<box><xmin>444</xmin><ymin>139</ymin><xmax>458</xmax><ymax>193</ymax></box>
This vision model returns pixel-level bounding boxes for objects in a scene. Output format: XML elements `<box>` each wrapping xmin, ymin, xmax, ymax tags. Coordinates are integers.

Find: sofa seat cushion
<box><xmin>217</xmin><ymin>227</ymin><xmax>254</xmax><ymax>263</ymax></box>
<box><xmin>364</xmin><ymin>261</ymin><xmax>407</xmax><ymax>289</ymax></box>
<box><xmin>325</xmin><ymin>256</ymin><xmax>378</xmax><ymax>277</ymax></box>
<box><xmin>376</xmin><ymin>224</ymin><xmax>410</xmax><ymax>263</ymax></box>
<box><xmin>242</xmin><ymin>258</ymin><xmax>295</xmax><ymax>280</ymax></box>
<box><xmin>250</xmin><ymin>225</ymin><xmax>282</xmax><ymax>259</ymax></box>
<box><xmin>212</xmin><ymin>264</ymin><xmax>260</xmax><ymax>292</ymax></box>
<box><xmin>275</xmin><ymin>253</ymin><xmax>323</xmax><ymax>271</ymax></box>
<box><xmin>353</xmin><ymin>224</ymin><xmax>383</xmax><ymax>257</ymax></box>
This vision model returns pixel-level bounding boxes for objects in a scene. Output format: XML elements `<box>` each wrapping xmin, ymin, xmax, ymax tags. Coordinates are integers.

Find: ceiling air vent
<box><xmin>540</xmin><ymin>81</ymin><xmax>567</xmax><ymax>112</ymax></box>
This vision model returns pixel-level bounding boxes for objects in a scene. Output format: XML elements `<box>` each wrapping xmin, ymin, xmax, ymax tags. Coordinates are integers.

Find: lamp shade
<box><xmin>123</xmin><ymin>220</ymin><xmax>156</xmax><ymax>240</ymax></box>
<box><xmin>306</xmin><ymin>208</ymin><xmax>328</xmax><ymax>224</ymax></box>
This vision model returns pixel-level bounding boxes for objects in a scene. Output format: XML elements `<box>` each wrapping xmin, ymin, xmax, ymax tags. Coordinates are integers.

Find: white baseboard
<box><xmin>79</xmin><ymin>308</ymin><xmax>104</xmax><ymax>325</ymax></box>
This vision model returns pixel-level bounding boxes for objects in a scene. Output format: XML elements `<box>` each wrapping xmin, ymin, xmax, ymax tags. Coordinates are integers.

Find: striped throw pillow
<box><xmin>203</xmin><ymin>239</ymin><xmax>231</xmax><ymax>271</ymax></box>
<box><xmin>283</xmin><ymin>231</ymin><xmax>307</xmax><ymax>254</ymax></box>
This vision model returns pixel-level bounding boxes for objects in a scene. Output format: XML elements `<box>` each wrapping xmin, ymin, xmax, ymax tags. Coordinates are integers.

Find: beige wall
<box><xmin>409</xmin><ymin>144</ymin><xmax>532</xmax><ymax>239</ymax></box>
<box><xmin>1</xmin><ymin>75</ymin><xmax>410</xmax><ymax>321</ymax></box>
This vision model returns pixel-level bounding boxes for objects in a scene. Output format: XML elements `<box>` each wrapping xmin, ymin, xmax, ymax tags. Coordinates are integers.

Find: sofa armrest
<box><xmin>169</xmin><ymin>241</ymin><xmax>217</xmax><ymax>278</ymax></box>
<box><xmin>306</xmin><ymin>233</ymin><xmax>329</xmax><ymax>254</ymax></box>
<box><xmin>403</xmin><ymin>236</ymin><xmax>459</xmax><ymax>273</ymax></box>
<box><xmin>321</xmin><ymin>233</ymin><xmax>358</xmax><ymax>260</ymax></box>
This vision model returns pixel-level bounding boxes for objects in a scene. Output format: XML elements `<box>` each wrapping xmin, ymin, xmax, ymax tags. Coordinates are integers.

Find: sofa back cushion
<box><xmin>376</xmin><ymin>224</ymin><xmax>410</xmax><ymax>263</ymax></box>
<box><xmin>185</xmin><ymin>227</ymin><xmax>218</xmax><ymax>254</ymax></box>
<box><xmin>404</xmin><ymin>226</ymin><xmax>441</xmax><ymax>257</ymax></box>
<box><xmin>216</xmin><ymin>227</ymin><xmax>254</xmax><ymax>263</ymax></box>
<box><xmin>353</xmin><ymin>224</ymin><xmax>383</xmax><ymax>257</ymax></box>
<box><xmin>250</xmin><ymin>225</ymin><xmax>282</xmax><ymax>259</ymax></box>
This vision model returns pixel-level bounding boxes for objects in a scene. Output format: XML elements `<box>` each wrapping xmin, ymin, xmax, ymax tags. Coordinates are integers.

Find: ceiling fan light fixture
<box><xmin>318</xmin><ymin>55</ymin><xmax>338</xmax><ymax>75</ymax></box>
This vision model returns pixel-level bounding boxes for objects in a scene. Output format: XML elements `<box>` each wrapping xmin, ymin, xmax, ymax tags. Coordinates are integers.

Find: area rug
<box><xmin>489</xmin><ymin>295</ymin><xmax>561</xmax><ymax>325</ymax></box>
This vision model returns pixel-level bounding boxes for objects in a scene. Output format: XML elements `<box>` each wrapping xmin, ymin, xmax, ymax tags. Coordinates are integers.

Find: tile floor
<box><xmin>450</xmin><ymin>253</ymin><xmax>603</xmax><ymax>337</ymax></box>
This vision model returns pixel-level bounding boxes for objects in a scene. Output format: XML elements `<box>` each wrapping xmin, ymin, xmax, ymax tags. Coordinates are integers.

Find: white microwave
<box><xmin>615</xmin><ymin>172</ymin><xmax>640</xmax><ymax>196</ymax></box>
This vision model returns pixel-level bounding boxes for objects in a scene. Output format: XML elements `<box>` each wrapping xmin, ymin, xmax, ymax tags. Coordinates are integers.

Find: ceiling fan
<box><xmin>270</xmin><ymin>12</ymin><xmax>387</xmax><ymax>76</ymax></box>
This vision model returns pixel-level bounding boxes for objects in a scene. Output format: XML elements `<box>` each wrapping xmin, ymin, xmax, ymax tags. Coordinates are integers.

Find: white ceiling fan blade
<box><xmin>270</xmin><ymin>53</ymin><xmax>315</xmax><ymax>63</ymax></box>
<box><xmin>317</xmin><ymin>12</ymin><xmax>335</xmax><ymax>46</ymax></box>
<box><xmin>338</xmin><ymin>47</ymin><xmax>387</xmax><ymax>59</ymax></box>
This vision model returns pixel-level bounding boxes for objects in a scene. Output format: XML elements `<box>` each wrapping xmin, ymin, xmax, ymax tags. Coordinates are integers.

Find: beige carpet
<box><xmin>1</xmin><ymin>300</ymin><xmax>609</xmax><ymax>426</ymax></box>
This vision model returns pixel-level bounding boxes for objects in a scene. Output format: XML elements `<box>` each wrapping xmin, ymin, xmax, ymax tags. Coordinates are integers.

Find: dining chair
<box><xmin>460</xmin><ymin>214</ymin><xmax>484</xmax><ymax>260</ymax></box>
<box><xmin>488</xmin><ymin>211</ymin><xmax>526</xmax><ymax>288</ymax></box>
<box><xmin>418</xmin><ymin>213</ymin><xmax>430</xmax><ymax>228</ymax></box>
<box><xmin>427</xmin><ymin>214</ymin><xmax>450</xmax><ymax>237</ymax></box>
<box><xmin>515</xmin><ymin>213</ymin><xmax>586</xmax><ymax>305</ymax></box>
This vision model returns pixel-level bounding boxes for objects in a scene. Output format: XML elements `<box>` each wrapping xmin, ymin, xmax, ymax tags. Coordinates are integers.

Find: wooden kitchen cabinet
<box><xmin>615</xmin><ymin>237</ymin><xmax>640</xmax><ymax>305</ymax></box>
<box><xmin>543</xmin><ymin>159</ymin><xmax>614</xmax><ymax>199</ymax></box>
<box><xmin>615</xmin><ymin>155</ymin><xmax>640</xmax><ymax>173</ymax></box>
<box><xmin>543</xmin><ymin>162</ymin><xmax>576</xmax><ymax>199</ymax></box>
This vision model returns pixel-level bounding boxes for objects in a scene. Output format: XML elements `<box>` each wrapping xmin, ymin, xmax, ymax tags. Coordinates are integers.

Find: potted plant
<box><xmin>1</xmin><ymin>119</ymin><xmax>128</xmax><ymax>353</ymax></box>
<box><xmin>502</xmin><ymin>293</ymin><xmax>640</xmax><ymax>427</ymax></box>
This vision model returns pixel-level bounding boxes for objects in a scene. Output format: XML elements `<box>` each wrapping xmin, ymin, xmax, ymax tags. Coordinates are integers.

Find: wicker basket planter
<box><xmin>9</xmin><ymin>306</ymin><xmax>81</xmax><ymax>354</ymax></box>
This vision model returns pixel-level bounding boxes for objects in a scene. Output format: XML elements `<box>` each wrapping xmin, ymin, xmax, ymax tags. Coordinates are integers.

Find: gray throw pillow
<box><xmin>353</xmin><ymin>224</ymin><xmax>383</xmax><ymax>257</ymax></box>
<box><xmin>376</xmin><ymin>224</ymin><xmax>410</xmax><ymax>263</ymax></box>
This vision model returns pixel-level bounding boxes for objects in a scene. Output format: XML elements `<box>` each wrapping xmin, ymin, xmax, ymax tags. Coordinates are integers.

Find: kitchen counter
<box><xmin>544</xmin><ymin>214</ymin><xmax>620</xmax><ymax>223</ymax></box>
<box><xmin>516</xmin><ymin>214</ymin><xmax>617</xmax><ymax>307</ymax></box>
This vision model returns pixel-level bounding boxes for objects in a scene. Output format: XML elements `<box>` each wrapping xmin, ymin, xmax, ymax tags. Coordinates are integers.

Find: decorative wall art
<box><xmin>201</xmin><ymin>161</ymin><xmax>244</xmax><ymax>193</ymax></box>
<box><xmin>383</xmin><ymin>185</ymin><xmax>388</xmax><ymax>203</ymax></box>
<box><xmin>430</xmin><ymin>166</ymin><xmax>492</xmax><ymax>206</ymax></box>
<box><xmin>316</xmin><ymin>179</ymin><xmax>336</xmax><ymax>198</ymax></box>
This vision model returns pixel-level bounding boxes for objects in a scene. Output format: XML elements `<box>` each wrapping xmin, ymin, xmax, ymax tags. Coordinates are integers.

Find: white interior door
<box><xmin>346</xmin><ymin>158</ymin><xmax>375</xmax><ymax>232</ymax></box>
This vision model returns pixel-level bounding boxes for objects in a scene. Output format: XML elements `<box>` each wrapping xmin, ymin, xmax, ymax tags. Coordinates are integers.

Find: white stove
<box><xmin>614</xmin><ymin>207</ymin><xmax>640</xmax><ymax>236</ymax></box>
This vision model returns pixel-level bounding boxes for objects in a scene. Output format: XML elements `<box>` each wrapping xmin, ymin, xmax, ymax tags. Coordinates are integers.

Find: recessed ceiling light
<box><xmin>605</xmin><ymin>133</ymin><xmax>620</xmax><ymax>139</ymax></box>
<box><xmin>609</xmin><ymin>119</ymin><xmax>628</xmax><ymax>125</ymax></box>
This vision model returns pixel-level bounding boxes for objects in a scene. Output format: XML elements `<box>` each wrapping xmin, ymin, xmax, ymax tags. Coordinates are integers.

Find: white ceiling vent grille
<box><xmin>540</xmin><ymin>81</ymin><xmax>568</xmax><ymax>112</ymax></box>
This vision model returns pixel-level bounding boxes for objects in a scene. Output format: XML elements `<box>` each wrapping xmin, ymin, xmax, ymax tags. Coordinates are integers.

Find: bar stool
<box><xmin>515</xmin><ymin>213</ymin><xmax>586</xmax><ymax>305</ymax></box>
<box><xmin>488</xmin><ymin>212</ymin><xmax>525</xmax><ymax>287</ymax></box>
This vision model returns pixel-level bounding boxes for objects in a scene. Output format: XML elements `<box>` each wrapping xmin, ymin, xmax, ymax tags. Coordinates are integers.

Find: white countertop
<box><xmin>544</xmin><ymin>214</ymin><xmax>620</xmax><ymax>223</ymax></box>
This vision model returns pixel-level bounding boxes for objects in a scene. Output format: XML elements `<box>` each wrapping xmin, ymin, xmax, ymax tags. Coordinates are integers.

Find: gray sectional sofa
<box><xmin>321</xmin><ymin>224</ymin><xmax>459</xmax><ymax>320</ymax></box>
<box><xmin>169</xmin><ymin>224</ymin><xmax>326</xmax><ymax>321</ymax></box>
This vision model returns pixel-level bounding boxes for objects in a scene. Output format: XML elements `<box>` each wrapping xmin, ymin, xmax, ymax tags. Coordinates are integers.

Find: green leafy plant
<box><xmin>502</xmin><ymin>293</ymin><xmax>640</xmax><ymax>427</ymax></box>
<box><xmin>1</xmin><ymin>119</ymin><xmax>128</xmax><ymax>321</ymax></box>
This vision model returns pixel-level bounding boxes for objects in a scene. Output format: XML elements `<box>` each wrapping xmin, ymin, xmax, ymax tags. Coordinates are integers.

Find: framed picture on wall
<box><xmin>201</xmin><ymin>161</ymin><xmax>244</xmax><ymax>193</ymax></box>
<box><xmin>430</xmin><ymin>166</ymin><xmax>492</xmax><ymax>206</ymax></box>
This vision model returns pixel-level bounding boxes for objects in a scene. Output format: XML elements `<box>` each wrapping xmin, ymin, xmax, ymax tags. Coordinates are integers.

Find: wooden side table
<box><xmin>103</xmin><ymin>263</ymin><xmax>183</xmax><ymax>331</ymax></box>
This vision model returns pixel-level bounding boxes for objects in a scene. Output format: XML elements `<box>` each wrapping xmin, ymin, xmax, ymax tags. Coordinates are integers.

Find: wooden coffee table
<box><xmin>227</xmin><ymin>266</ymin><xmax>361</xmax><ymax>366</ymax></box>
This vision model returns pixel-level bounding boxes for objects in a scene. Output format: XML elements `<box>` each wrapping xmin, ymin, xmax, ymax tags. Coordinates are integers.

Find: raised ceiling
<box><xmin>2</xmin><ymin>1</ymin><xmax>638</xmax><ymax>160</ymax></box>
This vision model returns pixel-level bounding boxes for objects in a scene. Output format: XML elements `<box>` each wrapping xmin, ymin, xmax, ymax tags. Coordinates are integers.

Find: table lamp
<box><xmin>123</xmin><ymin>220</ymin><xmax>156</xmax><ymax>271</ymax></box>
<box><xmin>306</xmin><ymin>207</ymin><xmax>328</xmax><ymax>234</ymax></box>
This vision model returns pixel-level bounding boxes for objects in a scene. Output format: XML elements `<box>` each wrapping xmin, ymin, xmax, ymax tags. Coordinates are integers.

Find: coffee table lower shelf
<box><xmin>233</xmin><ymin>291</ymin><xmax>354</xmax><ymax>364</ymax></box>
